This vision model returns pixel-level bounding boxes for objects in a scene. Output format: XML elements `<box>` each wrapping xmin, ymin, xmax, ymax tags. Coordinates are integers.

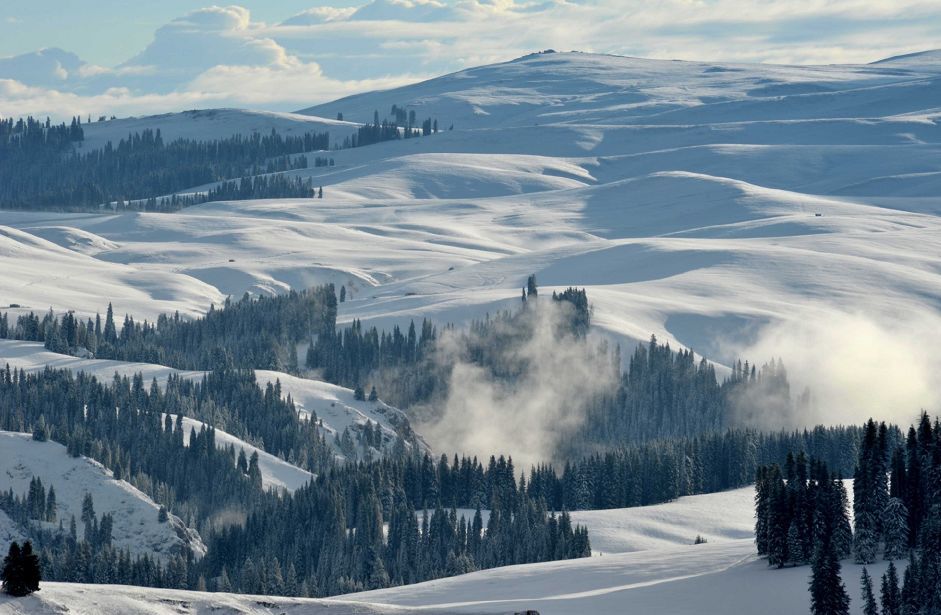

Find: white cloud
<box><xmin>121</xmin><ymin>5</ymin><xmax>292</xmax><ymax>88</ymax></box>
<box><xmin>188</xmin><ymin>61</ymin><xmax>421</xmax><ymax>106</ymax></box>
<box><xmin>280</xmin><ymin>7</ymin><xmax>357</xmax><ymax>25</ymax></box>
<box><xmin>349</xmin><ymin>0</ymin><xmax>461</xmax><ymax>22</ymax></box>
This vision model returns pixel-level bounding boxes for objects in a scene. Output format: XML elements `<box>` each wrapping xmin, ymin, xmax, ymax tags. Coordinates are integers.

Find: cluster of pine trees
<box><xmin>337</xmin><ymin>106</ymin><xmax>439</xmax><ymax>149</ymax></box>
<box><xmin>534</xmin><ymin>425</ymin><xmax>864</xmax><ymax>511</ymax></box>
<box><xmin>2</xmin><ymin>491</ymin><xmax>190</xmax><ymax>591</ymax></box>
<box><xmin>200</xmin><ymin>174</ymin><xmax>318</xmax><ymax>202</ymax></box>
<box><xmin>0</xmin><ymin>345</ymin><xmax>868</xmax><ymax>599</ymax></box>
<box><xmin>1</xmin><ymin>541</ymin><xmax>41</xmax><ymax>597</ymax></box>
<box><xmin>0</xmin><ymin>365</ymin><xmax>296</xmax><ymax>527</ymax></box>
<box><xmin>203</xmin><ymin>461</ymin><xmax>589</xmax><ymax>596</ymax></box>
<box><xmin>0</xmin><ymin>477</ymin><xmax>58</xmax><ymax>525</ymax></box>
<box><xmin>757</xmin><ymin>415</ymin><xmax>941</xmax><ymax>615</ymax></box>
<box><xmin>0</xmin><ymin>360</ymin><xmax>595</xmax><ymax>595</ymax></box>
<box><xmin>0</xmin><ymin>121</ymin><xmax>329</xmax><ymax>211</ymax></box>
<box><xmin>754</xmin><ymin>453</ymin><xmax>853</xmax><ymax>567</ymax></box>
<box><xmin>308</xmin><ymin>283</ymin><xmax>595</xmax><ymax>410</ymax></box>
<box><xmin>2</xmin><ymin>287</ymin><xmax>336</xmax><ymax>371</ymax></box>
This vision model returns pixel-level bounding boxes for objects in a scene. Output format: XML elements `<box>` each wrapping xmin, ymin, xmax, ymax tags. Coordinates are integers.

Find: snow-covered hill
<box><xmin>0</xmin><ymin>432</ymin><xmax>204</xmax><ymax>560</ymax></box>
<box><xmin>79</xmin><ymin>108</ymin><xmax>359</xmax><ymax>152</ymax></box>
<box><xmin>0</xmin><ymin>340</ymin><xmax>423</xmax><ymax>471</ymax></box>
<box><xmin>2</xmin><ymin>50</ymin><xmax>941</xmax><ymax>429</ymax></box>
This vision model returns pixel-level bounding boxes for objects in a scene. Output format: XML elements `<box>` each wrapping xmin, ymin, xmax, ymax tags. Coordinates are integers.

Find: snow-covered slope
<box><xmin>168</xmin><ymin>413</ymin><xmax>314</xmax><ymax>493</ymax></box>
<box><xmin>0</xmin><ymin>432</ymin><xmax>204</xmax><ymax>559</ymax></box>
<box><xmin>340</xmin><ymin>482</ymin><xmax>882</xmax><ymax>615</ymax></box>
<box><xmin>79</xmin><ymin>108</ymin><xmax>359</xmax><ymax>152</ymax></box>
<box><xmin>0</xmin><ymin>585</ymin><xmax>430</xmax><ymax>615</ymax></box>
<box><xmin>0</xmin><ymin>340</ymin><xmax>422</xmax><ymax>468</ymax></box>
<box><xmin>2</xmin><ymin>50</ymin><xmax>941</xmax><ymax>427</ymax></box>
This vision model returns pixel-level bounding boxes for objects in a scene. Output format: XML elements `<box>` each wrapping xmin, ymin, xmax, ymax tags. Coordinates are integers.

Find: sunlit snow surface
<box><xmin>2</xmin><ymin>52</ymin><xmax>939</xmax><ymax>388</ymax></box>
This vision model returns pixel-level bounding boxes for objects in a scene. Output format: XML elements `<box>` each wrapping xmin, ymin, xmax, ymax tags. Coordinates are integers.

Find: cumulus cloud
<box><xmin>120</xmin><ymin>5</ymin><xmax>292</xmax><ymax>91</ymax></box>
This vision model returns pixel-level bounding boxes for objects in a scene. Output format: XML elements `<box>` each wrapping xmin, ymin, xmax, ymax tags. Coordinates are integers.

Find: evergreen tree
<box><xmin>809</xmin><ymin>533</ymin><xmax>850</xmax><ymax>615</ymax></box>
<box><xmin>1</xmin><ymin>541</ymin><xmax>40</xmax><ymax>597</ymax></box>
<box><xmin>32</xmin><ymin>415</ymin><xmax>48</xmax><ymax>441</ymax></box>
<box><xmin>880</xmin><ymin>561</ymin><xmax>900</xmax><ymax>615</ymax></box>
<box><xmin>860</xmin><ymin>568</ymin><xmax>878</xmax><ymax>615</ymax></box>
<box><xmin>881</xmin><ymin>497</ymin><xmax>908</xmax><ymax>560</ymax></box>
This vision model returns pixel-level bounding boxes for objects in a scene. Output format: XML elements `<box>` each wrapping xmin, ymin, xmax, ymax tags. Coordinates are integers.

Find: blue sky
<box><xmin>1</xmin><ymin>1</ymin><xmax>939</xmax><ymax>119</ymax></box>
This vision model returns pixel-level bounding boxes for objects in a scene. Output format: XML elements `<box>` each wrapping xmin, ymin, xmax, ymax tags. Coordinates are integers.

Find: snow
<box><xmin>340</xmin><ymin>482</ymin><xmax>881</xmax><ymax>615</ymax></box>
<box><xmin>168</xmin><ymin>414</ymin><xmax>314</xmax><ymax>494</ymax></box>
<box><xmin>2</xmin><ymin>52</ymin><xmax>940</xmax><ymax>403</ymax></box>
<box><xmin>0</xmin><ymin>432</ymin><xmax>205</xmax><ymax>560</ymax></box>
<box><xmin>569</xmin><ymin>487</ymin><xmax>757</xmax><ymax>555</ymax></box>
<box><xmin>78</xmin><ymin>108</ymin><xmax>359</xmax><ymax>152</ymax></box>
<box><xmin>0</xmin><ymin>584</ymin><xmax>428</xmax><ymax>615</ymax></box>
<box><xmin>0</xmin><ymin>340</ymin><xmax>421</xmax><ymax>470</ymax></box>
<box><xmin>253</xmin><ymin>370</ymin><xmax>428</xmax><ymax>457</ymax></box>
<box><xmin>0</xmin><ymin>482</ymin><xmax>889</xmax><ymax>615</ymax></box>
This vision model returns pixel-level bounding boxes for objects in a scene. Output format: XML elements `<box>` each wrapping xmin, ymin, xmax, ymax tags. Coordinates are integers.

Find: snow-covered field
<box><xmin>0</xmin><ymin>585</ymin><xmax>433</xmax><ymax>615</ymax></box>
<box><xmin>0</xmin><ymin>432</ymin><xmax>204</xmax><ymax>559</ymax></box>
<box><xmin>1</xmin><ymin>51</ymin><xmax>940</xmax><ymax>429</ymax></box>
<box><xmin>0</xmin><ymin>484</ymin><xmax>890</xmax><ymax>615</ymax></box>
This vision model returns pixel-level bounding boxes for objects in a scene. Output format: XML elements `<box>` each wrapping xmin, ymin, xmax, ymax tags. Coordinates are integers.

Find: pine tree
<box><xmin>787</xmin><ymin>520</ymin><xmax>804</xmax><ymax>565</ymax></box>
<box><xmin>526</xmin><ymin>274</ymin><xmax>538</xmax><ymax>298</ymax></box>
<box><xmin>1</xmin><ymin>541</ymin><xmax>40</xmax><ymax>597</ymax></box>
<box><xmin>881</xmin><ymin>497</ymin><xmax>908</xmax><ymax>560</ymax></box>
<box><xmin>45</xmin><ymin>486</ymin><xmax>56</xmax><ymax>522</ymax></box>
<box><xmin>32</xmin><ymin>415</ymin><xmax>48</xmax><ymax>441</ymax></box>
<box><xmin>809</xmin><ymin>535</ymin><xmax>850</xmax><ymax>615</ymax></box>
<box><xmin>853</xmin><ymin>420</ymin><xmax>884</xmax><ymax>565</ymax></box>
<box><xmin>880</xmin><ymin>561</ymin><xmax>900</xmax><ymax>615</ymax></box>
<box><xmin>103</xmin><ymin>303</ymin><xmax>116</xmax><ymax>343</ymax></box>
<box><xmin>860</xmin><ymin>568</ymin><xmax>878</xmax><ymax>615</ymax></box>
<box><xmin>217</xmin><ymin>566</ymin><xmax>232</xmax><ymax>592</ymax></box>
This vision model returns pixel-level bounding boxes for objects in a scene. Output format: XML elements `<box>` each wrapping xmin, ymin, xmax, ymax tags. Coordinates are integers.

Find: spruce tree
<box><xmin>1</xmin><ymin>541</ymin><xmax>40</xmax><ymax>597</ymax></box>
<box><xmin>809</xmin><ymin>535</ymin><xmax>850</xmax><ymax>615</ymax></box>
<box><xmin>881</xmin><ymin>497</ymin><xmax>908</xmax><ymax>560</ymax></box>
<box><xmin>880</xmin><ymin>561</ymin><xmax>900</xmax><ymax>615</ymax></box>
<box><xmin>860</xmin><ymin>568</ymin><xmax>878</xmax><ymax>615</ymax></box>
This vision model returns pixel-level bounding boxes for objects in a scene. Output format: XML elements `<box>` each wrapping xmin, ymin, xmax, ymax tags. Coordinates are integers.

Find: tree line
<box><xmin>0</xmin><ymin>121</ymin><xmax>330</xmax><ymax>211</ymax></box>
